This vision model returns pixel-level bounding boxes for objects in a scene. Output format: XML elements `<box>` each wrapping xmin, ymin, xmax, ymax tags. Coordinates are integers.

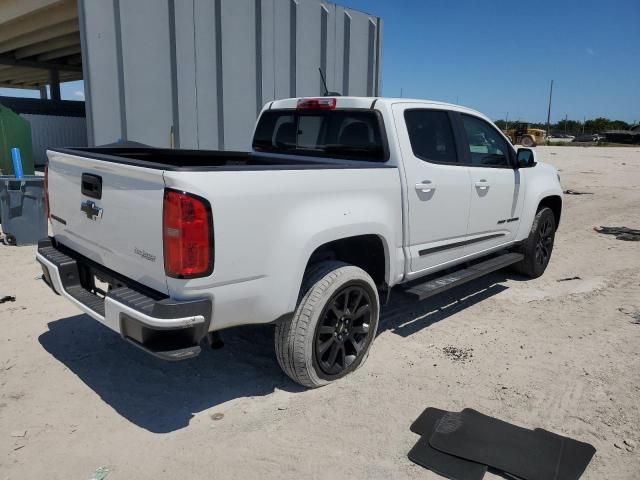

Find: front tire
<box><xmin>275</xmin><ymin>261</ymin><xmax>380</xmax><ymax>388</ymax></box>
<box><xmin>512</xmin><ymin>207</ymin><xmax>556</xmax><ymax>278</ymax></box>
<box><xmin>520</xmin><ymin>135</ymin><xmax>535</xmax><ymax>147</ymax></box>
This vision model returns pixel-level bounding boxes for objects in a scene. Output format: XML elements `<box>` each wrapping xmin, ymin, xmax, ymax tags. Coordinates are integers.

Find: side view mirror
<box><xmin>516</xmin><ymin>148</ymin><xmax>536</xmax><ymax>168</ymax></box>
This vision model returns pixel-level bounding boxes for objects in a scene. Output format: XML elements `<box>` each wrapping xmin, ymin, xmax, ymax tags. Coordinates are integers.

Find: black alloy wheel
<box><xmin>314</xmin><ymin>283</ymin><xmax>373</xmax><ymax>377</ymax></box>
<box><xmin>535</xmin><ymin>216</ymin><xmax>554</xmax><ymax>267</ymax></box>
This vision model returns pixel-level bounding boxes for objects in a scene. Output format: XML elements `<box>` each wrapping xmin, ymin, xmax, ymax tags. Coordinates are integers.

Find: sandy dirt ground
<box><xmin>1</xmin><ymin>146</ymin><xmax>639</xmax><ymax>480</ymax></box>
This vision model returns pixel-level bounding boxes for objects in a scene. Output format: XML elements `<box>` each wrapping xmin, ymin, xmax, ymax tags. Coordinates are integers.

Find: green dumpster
<box><xmin>0</xmin><ymin>102</ymin><xmax>35</xmax><ymax>176</ymax></box>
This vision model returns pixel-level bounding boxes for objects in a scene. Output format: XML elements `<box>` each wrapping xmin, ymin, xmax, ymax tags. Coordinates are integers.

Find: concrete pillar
<box><xmin>49</xmin><ymin>68</ymin><xmax>60</xmax><ymax>100</ymax></box>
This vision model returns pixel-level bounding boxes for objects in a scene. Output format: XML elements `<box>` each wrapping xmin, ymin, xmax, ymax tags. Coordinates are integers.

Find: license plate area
<box><xmin>61</xmin><ymin>242</ymin><xmax>167</xmax><ymax>302</ymax></box>
<box><xmin>92</xmin><ymin>275</ymin><xmax>111</xmax><ymax>298</ymax></box>
<box><xmin>77</xmin><ymin>262</ymin><xmax>128</xmax><ymax>298</ymax></box>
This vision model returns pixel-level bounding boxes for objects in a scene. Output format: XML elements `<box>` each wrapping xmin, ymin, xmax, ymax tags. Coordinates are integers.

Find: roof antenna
<box><xmin>318</xmin><ymin>68</ymin><xmax>342</xmax><ymax>96</ymax></box>
<box><xmin>319</xmin><ymin>67</ymin><xmax>329</xmax><ymax>96</ymax></box>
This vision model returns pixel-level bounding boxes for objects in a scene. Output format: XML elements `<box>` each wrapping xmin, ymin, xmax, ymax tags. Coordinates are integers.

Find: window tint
<box><xmin>253</xmin><ymin>110</ymin><xmax>386</xmax><ymax>161</ymax></box>
<box><xmin>297</xmin><ymin>115</ymin><xmax>324</xmax><ymax>148</ymax></box>
<box><xmin>404</xmin><ymin>110</ymin><xmax>457</xmax><ymax>164</ymax></box>
<box><xmin>461</xmin><ymin>115</ymin><xmax>511</xmax><ymax>167</ymax></box>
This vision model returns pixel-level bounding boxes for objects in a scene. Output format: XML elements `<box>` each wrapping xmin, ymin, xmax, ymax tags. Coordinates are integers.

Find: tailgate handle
<box><xmin>81</xmin><ymin>173</ymin><xmax>102</xmax><ymax>199</ymax></box>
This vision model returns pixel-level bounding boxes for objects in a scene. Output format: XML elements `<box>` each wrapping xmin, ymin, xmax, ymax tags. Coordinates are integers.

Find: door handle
<box><xmin>415</xmin><ymin>181</ymin><xmax>436</xmax><ymax>193</ymax></box>
<box><xmin>475</xmin><ymin>180</ymin><xmax>490</xmax><ymax>190</ymax></box>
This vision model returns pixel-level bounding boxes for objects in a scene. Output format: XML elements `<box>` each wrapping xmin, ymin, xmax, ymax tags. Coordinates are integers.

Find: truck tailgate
<box><xmin>46</xmin><ymin>150</ymin><xmax>169</xmax><ymax>294</ymax></box>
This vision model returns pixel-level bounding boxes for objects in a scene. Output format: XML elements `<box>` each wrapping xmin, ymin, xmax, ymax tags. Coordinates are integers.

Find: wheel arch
<box><xmin>303</xmin><ymin>234</ymin><xmax>389</xmax><ymax>291</ymax></box>
<box><xmin>538</xmin><ymin>195</ymin><xmax>562</xmax><ymax>228</ymax></box>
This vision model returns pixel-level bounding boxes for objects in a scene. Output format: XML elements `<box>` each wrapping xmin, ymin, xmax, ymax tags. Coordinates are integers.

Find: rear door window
<box><xmin>253</xmin><ymin>110</ymin><xmax>387</xmax><ymax>161</ymax></box>
<box><xmin>404</xmin><ymin>109</ymin><xmax>458</xmax><ymax>164</ymax></box>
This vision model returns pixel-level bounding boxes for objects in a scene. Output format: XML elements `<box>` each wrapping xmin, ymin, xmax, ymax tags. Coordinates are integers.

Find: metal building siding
<box><xmin>220</xmin><ymin>0</ymin><xmax>258</xmax><ymax>149</ymax></box>
<box><xmin>21</xmin><ymin>114</ymin><xmax>87</xmax><ymax>166</ymax></box>
<box><xmin>120</xmin><ymin>0</ymin><xmax>175</xmax><ymax>147</ymax></box>
<box><xmin>79</xmin><ymin>0</ymin><xmax>382</xmax><ymax>150</ymax></box>
<box><xmin>78</xmin><ymin>0</ymin><xmax>121</xmax><ymax>146</ymax></box>
<box><xmin>193</xmin><ymin>0</ymin><xmax>221</xmax><ymax>149</ymax></box>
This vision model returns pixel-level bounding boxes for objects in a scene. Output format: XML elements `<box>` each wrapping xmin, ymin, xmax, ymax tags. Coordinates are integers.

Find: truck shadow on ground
<box><xmin>380</xmin><ymin>271</ymin><xmax>513</xmax><ymax>338</ymax></box>
<box><xmin>39</xmin><ymin>319</ymin><xmax>302</xmax><ymax>433</ymax></box>
<box><xmin>38</xmin><ymin>271</ymin><xmax>517</xmax><ymax>434</ymax></box>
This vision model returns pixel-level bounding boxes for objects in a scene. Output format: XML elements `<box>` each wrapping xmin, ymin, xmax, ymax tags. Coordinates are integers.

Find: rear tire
<box><xmin>275</xmin><ymin>261</ymin><xmax>380</xmax><ymax>388</ymax></box>
<box><xmin>521</xmin><ymin>136</ymin><xmax>535</xmax><ymax>147</ymax></box>
<box><xmin>512</xmin><ymin>207</ymin><xmax>556</xmax><ymax>278</ymax></box>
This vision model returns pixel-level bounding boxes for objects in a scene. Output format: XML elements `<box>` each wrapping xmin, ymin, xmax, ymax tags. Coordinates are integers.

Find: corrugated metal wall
<box><xmin>22</xmin><ymin>114</ymin><xmax>88</xmax><ymax>166</ymax></box>
<box><xmin>0</xmin><ymin>97</ymin><xmax>88</xmax><ymax>167</ymax></box>
<box><xmin>78</xmin><ymin>0</ymin><xmax>382</xmax><ymax>150</ymax></box>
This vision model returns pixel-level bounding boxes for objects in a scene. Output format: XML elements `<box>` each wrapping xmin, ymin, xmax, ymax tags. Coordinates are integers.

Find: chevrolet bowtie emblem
<box><xmin>80</xmin><ymin>200</ymin><xmax>103</xmax><ymax>220</ymax></box>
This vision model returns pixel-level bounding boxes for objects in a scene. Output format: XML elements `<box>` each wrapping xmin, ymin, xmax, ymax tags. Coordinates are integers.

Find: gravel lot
<box><xmin>1</xmin><ymin>146</ymin><xmax>639</xmax><ymax>479</ymax></box>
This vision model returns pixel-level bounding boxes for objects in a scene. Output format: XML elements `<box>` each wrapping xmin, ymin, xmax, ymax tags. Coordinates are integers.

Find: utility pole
<box><xmin>545</xmin><ymin>80</ymin><xmax>553</xmax><ymax>144</ymax></box>
<box><xmin>564</xmin><ymin>113</ymin><xmax>568</xmax><ymax>134</ymax></box>
<box><xmin>400</xmin><ymin>87</ymin><xmax>403</xmax><ymax>98</ymax></box>
<box><xmin>505</xmin><ymin>112</ymin><xmax>509</xmax><ymax>131</ymax></box>
<box><xmin>583</xmin><ymin>116</ymin><xmax>586</xmax><ymax>134</ymax></box>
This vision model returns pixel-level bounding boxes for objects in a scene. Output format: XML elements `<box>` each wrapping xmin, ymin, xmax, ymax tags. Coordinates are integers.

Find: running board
<box><xmin>404</xmin><ymin>252</ymin><xmax>524</xmax><ymax>301</ymax></box>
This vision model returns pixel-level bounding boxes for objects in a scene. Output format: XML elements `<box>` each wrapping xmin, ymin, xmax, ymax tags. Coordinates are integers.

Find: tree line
<box><xmin>493</xmin><ymin>117</ymin><xmax>636</xmax><ymax>135</ymax></box>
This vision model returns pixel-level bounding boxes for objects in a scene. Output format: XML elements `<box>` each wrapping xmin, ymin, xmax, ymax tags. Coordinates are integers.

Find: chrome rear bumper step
<box><xmin>37</xmin><ymin>238</ymin><xmax>212</xmax><ymax>361</ymax></box>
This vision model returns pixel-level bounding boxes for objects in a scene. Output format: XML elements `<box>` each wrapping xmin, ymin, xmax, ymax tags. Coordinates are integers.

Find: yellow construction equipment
<box><xmin>503</xmin><ymin>123</ymin><xmax>546</xmax><ymax>147</ymax></box>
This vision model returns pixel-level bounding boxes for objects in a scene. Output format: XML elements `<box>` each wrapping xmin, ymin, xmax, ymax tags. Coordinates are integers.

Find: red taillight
<box><xmin>296</xmin><ymin>97</ymin><xmax>336</xmax><ymax>110</ymax></box>
<box><xmin>163</xmin><ymin>189</ymin><xmax>213</xmax><ymax>278</ymax></box>
<box><xmin>44</xmin><ymin>165</ymin><xmax>50</xmax><ymax>219</ymax></box>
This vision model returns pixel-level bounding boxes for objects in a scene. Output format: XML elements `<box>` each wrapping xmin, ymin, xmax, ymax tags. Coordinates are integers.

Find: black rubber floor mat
<box><xmin>408</xmin><ymin>408</ymin><xmax>487</xmax><ymax>480</ymax></box>
<box><xmin>429</xmin><ymin>409</ymin><xmax>596</xmax><ymax>480</ymax></box>
<box><xmin>536</xmin><ymin>429</ymin><xmax>597</xmax><ymax>480</ymax></box>
<box><xmin>411</xmin><ymin>406</ymin><xmax>443</xmax><ymax>435</ymax></box>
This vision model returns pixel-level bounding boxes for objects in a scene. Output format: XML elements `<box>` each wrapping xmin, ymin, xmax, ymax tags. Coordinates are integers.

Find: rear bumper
<box><xmin>36</xmin><ymin>238</ymin><xmax>212</xmax><ymax>361</ymax></box>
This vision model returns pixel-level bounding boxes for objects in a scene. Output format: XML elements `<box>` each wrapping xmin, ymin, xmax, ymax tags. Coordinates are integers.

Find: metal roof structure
<box><xmin>0</xmin><ymin>0</ymin><xmax>82</xmax><ymax>99</ymax></box>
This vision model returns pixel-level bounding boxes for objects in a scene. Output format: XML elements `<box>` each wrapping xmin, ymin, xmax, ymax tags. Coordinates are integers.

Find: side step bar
<box><xmin>404</xmin><ymin>252</ymin><xmax>524</xmax><ymax>301</ymax></box>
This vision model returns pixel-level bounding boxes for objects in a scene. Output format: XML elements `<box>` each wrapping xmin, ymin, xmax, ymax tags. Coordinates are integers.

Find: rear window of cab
<box><xmin>253</xmin><ymin>109</ymin><xmax>388</xmax><ymax>161</ymax></box>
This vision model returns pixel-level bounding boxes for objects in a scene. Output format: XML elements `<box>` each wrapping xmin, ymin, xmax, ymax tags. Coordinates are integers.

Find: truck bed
<box><xmin>50</xmin><ymin>146</ymin><xmax>394</xmax><ymax>171</ymax></box>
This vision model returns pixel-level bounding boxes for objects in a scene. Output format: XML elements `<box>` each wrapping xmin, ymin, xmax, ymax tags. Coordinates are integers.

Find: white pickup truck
<box><xmin>37</xmin><ymin>96</ymin><xmax>562</xmax><ymax>387</ymax></box>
